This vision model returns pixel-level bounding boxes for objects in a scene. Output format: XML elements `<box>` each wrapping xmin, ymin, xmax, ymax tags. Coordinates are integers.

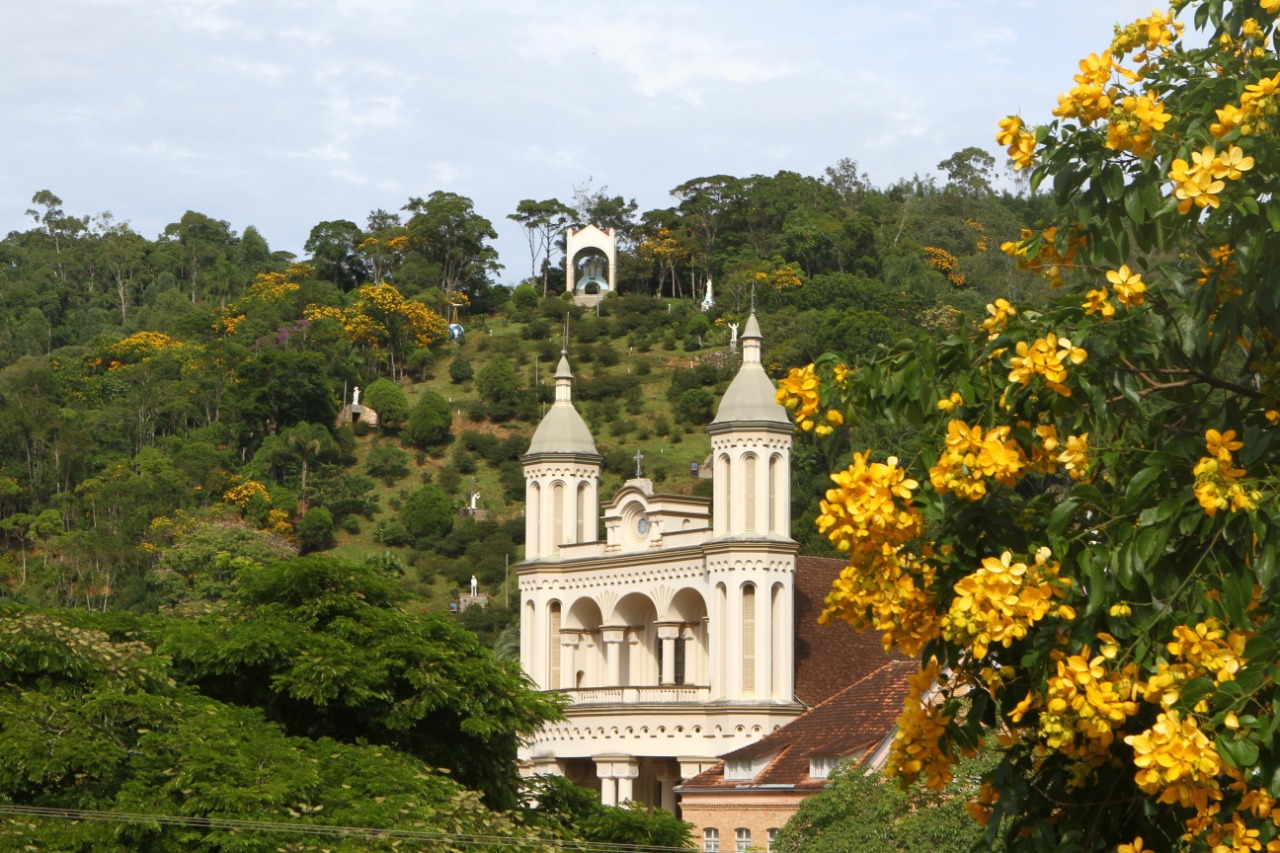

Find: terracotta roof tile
<box><xmin>792</xmin><ymin>556</ymin><xmax>910</xmax><ymax>706</ymax></box>
<box><xmin>680</xmin><ymin>659</ymin><xmax>916</xmax><ymax>791</ymax></box>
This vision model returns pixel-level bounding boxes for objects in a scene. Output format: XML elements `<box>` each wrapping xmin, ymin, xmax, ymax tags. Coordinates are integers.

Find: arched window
<box><xmin>551</xmin><ymin>482</ymin><xmax>565</xmax><ymax>552</ymax></box>
<box><xmin>742</xmin><ymin>584</ymin><xmax>756</xmax><ymax>696</ymax></box>
<box><xmin>744</xmin><ymin>453</ymin><xmax>758</xmax><ymax>533</ymax></box>
<box><xmin>771</xmin><ymin>583</ymin><xmax>785</xmax><ymax>700</ymax></box>
<box><xmin>735</xmin><ymin>827</ymin><xmax>751</xmax><ymax>852</ymax></box>
<box><xmin>718</xmin><ymin>453</ymin><xmax>732</xmax><ymax>531</ymax></box>
<box><xmin>548</xmin><ymin>601</ymin><xmax>562</xmax><ymax>689</ymax></box>
<box><xmin>768</xmin><ymin>454</ymin><xmax>782</xmax><ymax>534</ymax></box>
<box><xmin>703</xmin><ymin>828</ymin><xmax>720</xmax><ymax>852</ymax></box>
<box><xmin>528</xmin><ymin>482</ymin><xmax>541</xmax><ymax>556</ymax></box>
<box><xmin>576</xmin><ymin>482</ymin><xmax>590</xmax><ymax>543</ymax></box>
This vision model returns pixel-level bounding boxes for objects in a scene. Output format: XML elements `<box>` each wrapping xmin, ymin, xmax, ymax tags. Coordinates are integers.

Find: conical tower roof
<box><xmin>526</xmin><ymin>351</ymin><xmax>599</xmax><ymax>455</ymax></box>
<box><xmin>711</xmin><ymin>312</ymin><xmax>790</xmax><ymax>426</ymax></box>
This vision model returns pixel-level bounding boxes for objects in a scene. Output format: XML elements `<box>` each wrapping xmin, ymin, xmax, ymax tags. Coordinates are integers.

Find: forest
<box><xmin>0</xmin><ymin>150</ymin><xmax>1051</xmax><ymax>849</ymax></box>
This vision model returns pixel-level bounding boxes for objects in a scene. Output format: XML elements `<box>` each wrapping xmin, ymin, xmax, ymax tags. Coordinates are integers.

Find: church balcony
<box><xmin>562</xmin><ymin>685</ymin><xmax>711</xmax><ymax>705</ymax></box>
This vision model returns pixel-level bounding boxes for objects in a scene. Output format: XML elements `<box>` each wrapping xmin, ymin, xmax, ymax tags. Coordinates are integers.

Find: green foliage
<box><xmin>774</xmin><ymin>757</ymin><xmax>999</xmax><ymax>853</ymax></box>
<box><xmin>674</xmin><ymin>388</ymin><xmax>716</xmax><ymax>424</ymax></box>
<box><xmin>449</xmin><ymin>354</ymin><xmax>473</xmax><ymax>384</ymax></box>
<box><xmin>362</xmin><ymin>378</ymin><xmax>409</xmax><ymax>430</ymax></box>
<box><xmin>399</xmin><ymin>485</ymin><xmax>454</xmax><ymax>544</ymax></box>
<box><xmin>405</xmin><ymin>390</ymin><xmax>453</xmax><ymax>448</ymax></box>
<box><xmin>365</xmin><ymin>445</ymin><xmax>410</xmax><ymax>484</ymax></box>
<box><xmin>520</xmin><ymin>775</ymin><xmax>693</xmax><ymax>850</ymax></box>
<box><xmin>296</xmin><ymin>506</ymin><xmax>334</xmax><ymax>553</ymax></box>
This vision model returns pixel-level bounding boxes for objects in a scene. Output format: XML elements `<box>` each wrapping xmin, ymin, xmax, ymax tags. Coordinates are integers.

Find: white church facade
<box><xmin>516</xmin><ymin>313</ymin><xmax>888</xmax><ymax>812</ymax></box>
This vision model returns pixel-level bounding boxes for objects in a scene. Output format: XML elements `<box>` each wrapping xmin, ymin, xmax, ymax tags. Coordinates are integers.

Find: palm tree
<box><xmin>281</xmin><ymin>421</ymin><xmax>335</xmax><ymax>510</ymax></box>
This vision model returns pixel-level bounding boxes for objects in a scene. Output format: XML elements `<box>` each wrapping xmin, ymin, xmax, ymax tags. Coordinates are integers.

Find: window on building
<box><xmin>744</xmin><ymin>453</ymin><xmax>757</xmax><ymax>532</ymax></box>
<box><xmin>551</xmin><ymin>482</ymin><xmax>564</xmax><ymax>552</ymax></box>
<box><xmin>735</xmin><ymin>827</ymin><xmax>751</xmax><ymax>852</ymax></box>
<box><xmin>703</xmin><ymin>827</ymin><xmax>720</xmax><ymax>852</ymax></box>
<box><xmin>724</xmin><ymin>759</ymin><xmax>754</xmax><ymax>781</ymax></box>
<box><xmin>548</xmin><ymin>602</ymin><xmax>562</xmax><ymax>689</ymax></box>
<box><xmin>742</xmin><ymin>584</ymin><xmax>756</xmax><ymax>695</ymax></box>
<box><xmin>809</xmin><ymin>756</ymin><xmax>839</xmax><ymax>778</ymax></box>
<box><xmin>767</xmin><ymin>828</ymin><xmax>779</xmax><ymax>851</ymax></box>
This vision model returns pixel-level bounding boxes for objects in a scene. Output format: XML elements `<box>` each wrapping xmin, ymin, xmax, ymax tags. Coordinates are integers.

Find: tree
<box><xmin>280</xmin><ymin>420</ymin><xmax>337</xmax><ymax>508</ymax></box>
<box><xmin>509</xmin><ymin>198</ymin><xmax>574</xmax><ymax>295</ymax></box>
<box><xmin>0</xmin><ymin>607</ymin><xmax>549</xmax><ymax>849</ymax></box>
<box><xmin>362</xmin><ymin>378</ymin><xmax>409</xmax><ymax>431</ymax></box>
<box><xmin>475</xmin><ymin>355</ymin><xmax>521</xmax><ymax>414</ymax></box>
<box><xmin>304</xmin><ymin>282</ymin><xmax>447</xmax><ymax>380</ymax></box>
<box><xmin>305</xmin><ymin>219</ymin><xmax>368</xmax><ymax>291</ymax></box>
<box><xmin>450</xmin><ymin>354</ymin><xmax>474</xmax><ymax>384</ymax></box>
<box><xmin>521</xmin><ymin>775</ymin><xmax>693</xmax><ymax>851</ymax></box>
<box><xmin>936</xmin><ymin>146</ymin><xmax>997</xmax><ymax>197</ymax></box>
<box><xmin>296</xmin><ymin>505</ymin><xmax>334</xmax><ymax>553</ymax></box>
<box><xmin>783</xmin><ymin>5</ymin><xmax>1280</xmax><ymax>851</ymax></box>
<box><xmin>774</xmin><ymin>757</ymin><xmax>997</xmax><ymax>853</ymax></box>
<box><xmin>406</xmin><ymin>390</ymin><xmax>452</xmax><ymax>448</ymax></box>
<box><xmin>400</xmin><ymin>485</ymin><xmax>454</xmax><ymax>543</ymax></box>
<box><xmin>402</xmin><ymin>192</ymin><xmax>500</xmax><ymax>296</ymax></box>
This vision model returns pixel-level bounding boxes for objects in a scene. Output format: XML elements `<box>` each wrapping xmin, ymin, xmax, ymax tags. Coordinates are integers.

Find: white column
<box><xmin>709</xmin><ymin>586</ymin><xmax>724</xmax><ymax>700</ymax></box>
<box><xmin>756</xmin><ymin>578</ymin><xmax>773</xmax><ymax>703</ymax></box>
<box><xmin>600</xmin><ymin>776</ymin><xmax>617</xmax><ymax>807</ymax></box>
<box><xmin>660</xmin><ymin>778</ymin><xmax>676</xmax><ymax>813</ymax></box>
<box><xmin>602</xmin><ymin>627</ymin><xmax>626</xmax><ymax>686</ymax></box>
<box><xmin>658</xmin><ymin>624</ymin><xmax>680</xmax><ymax>685</ymax></box>
<box><xmin>561</xmin><ymin>632</ymin><xmax>579</xmax><ymax>691</ymax></box>
<box><xmin>726</xmin><ymin>582</ymin><xmax>742</xmax><ymax>699</ymax></box>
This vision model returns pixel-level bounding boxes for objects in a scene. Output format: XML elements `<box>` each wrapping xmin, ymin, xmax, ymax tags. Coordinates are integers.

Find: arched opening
<box><xmin>668</xmin><ymin>587</ymin><xmax>710</xmax><ymax>686</ymax></box>
<box><xmin>528</xmin><ymin>482</ymin><xmax>541</xmax><ymax>557</ymax></box>
<box><xmin>565</xmin><ymin>598</ymin><xmax>605</xmax><ymax>688</ymax></box>
<box><xmin>551</xmin><ymin>481</ymin><xmax>565</xmax><ymax>553</ymax></box>
<box><xmin>769</xmin><ymin>454</ymin><xmax>782</xmax><ymax>534</ymax></box>
<box><xmin>548</xmin><ymin>600</ymin><xmax>562</xmax><ymax>689</ymax></box>
<box><xmin>771</xmin><ymin>582</ymin><xmax>785</xmax><ymax>700</ymax></box>
<box><xmin>717</xmin><ymin>453</ymin><xmax>732</xmax><ymax>532</ymax></box>
<box><xmin>576</xmin><ymin>482</ymin><xmax>591</xmax><ymax>543</ymax></box>
<box><xmin>613</xmin><ymin>592</ymin><xmax>659</xmax><ymax>686</ymax></box>
<box><xmin>744</xmin><ymin>453</ymin><xmax>758</xmax><ymax>533</ymax></box>
<box><xmin>742</xmin><ymin>584</ymin><xmax>756</xmax><ymax>696</ymax></box>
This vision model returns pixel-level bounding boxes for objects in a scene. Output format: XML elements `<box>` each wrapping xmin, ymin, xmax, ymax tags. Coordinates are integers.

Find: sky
<box><xmin>3</xmin><ymin>0</ymin><xmax>1171</xmax><ymax>285</ymax></box>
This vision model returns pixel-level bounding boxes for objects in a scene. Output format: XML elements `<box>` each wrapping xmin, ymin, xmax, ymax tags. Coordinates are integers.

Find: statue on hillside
<box><xmin>728</xmin><ymin>322</ymin><xmax>739</xmax><ymax>350</ymax></box>
<box><xmin>470</xmin><ymin>575</ymin><xmax>479</xmax><ymax>597</ymax></box>
<box><xmin>352</xmin><ymin>386</ymin><xmax>361</xmax><ymax>407</ymax></box>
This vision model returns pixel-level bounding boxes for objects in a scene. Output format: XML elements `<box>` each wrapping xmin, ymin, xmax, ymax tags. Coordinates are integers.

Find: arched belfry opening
<box><xmin>565</xmin><ymin>225</ymin><xmax>617</xmax><ymax>307</ymax></box>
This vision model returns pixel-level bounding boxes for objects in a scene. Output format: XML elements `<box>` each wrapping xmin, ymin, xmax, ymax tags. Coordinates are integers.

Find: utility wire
<box><xmin>0</xmin><ymin>804</ymin><xmax>695</xmax><ymax>853</ymax></box>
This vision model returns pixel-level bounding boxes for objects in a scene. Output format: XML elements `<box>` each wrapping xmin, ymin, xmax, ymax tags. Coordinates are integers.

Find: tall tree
<box><xmin>305</xmin><ymin>219</ymin><xmax>368</xmax><ymax>291</ymax></box>
<box><xmin>508</xmin><ymin>198</ymin><xmax>574</xmax><ymax>294</ymax></box>
<box><xmin>402</xmin><ymin>192</ymin><xmax>499</xmax><ymax>296</ymax></box>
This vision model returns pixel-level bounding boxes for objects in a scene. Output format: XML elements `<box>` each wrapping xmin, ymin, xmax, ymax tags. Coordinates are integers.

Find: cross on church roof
<box><xmin>634</xmin><ymin>449</ymin><xmax>644</xmax><ymax>479</ymax></box>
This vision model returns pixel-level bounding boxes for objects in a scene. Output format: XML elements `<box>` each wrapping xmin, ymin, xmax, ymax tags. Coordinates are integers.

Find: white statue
<box><xmin>469</xmin><ymin>491</ymin><xmax>480</xmax><ymax>510</ymax></box>
<box><xmin>470</xmin><ymin>575</ymin><xmax>479</xmax><ymax>596</ymax></box>
<box><xmin>728</xmin><ymin>322</ymin><xmax>739</xmax><ymax>349</ymax></box>
<box><xmin>352</xmin><ymin>386</ymin><xmax>361</xmax><ymax>407</ymax></box>
<box><xmin>701</xmin><ymin>278</ymin><xmax>715</xmax><ymax>311</ymax></box>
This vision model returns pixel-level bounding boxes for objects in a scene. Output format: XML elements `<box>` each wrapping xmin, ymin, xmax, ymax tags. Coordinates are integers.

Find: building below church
<box><xmin>516</xmin><ymin>312</ymin><xmax>904</xmax><ymax>828</ymax></box>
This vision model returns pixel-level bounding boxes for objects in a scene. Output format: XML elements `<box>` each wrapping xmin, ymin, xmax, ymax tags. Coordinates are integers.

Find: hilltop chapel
<box><xmin>515</xmin><ymin>312</ymin><xmax>905</xmax><ymax>827</ymax></box>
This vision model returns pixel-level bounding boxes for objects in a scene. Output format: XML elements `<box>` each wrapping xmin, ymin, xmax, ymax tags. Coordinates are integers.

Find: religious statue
<box><xmin>470</xmin><ymin>575</ymin><xmax>479</xmax><ymax>597</ymax></box>
<box><xmin>352</xmin><ymin>386</ymin><xmax>361</xmax><ymax>407</ymax></box>
<box><xmin>469</xmin><ymin>491</ymin><xmax>481</xmax><ymax>510</ymax></box>
<box><xmin>728</xmin><ymin>323</ymin><xmax>739</xmax><ymax>350</ymax></box>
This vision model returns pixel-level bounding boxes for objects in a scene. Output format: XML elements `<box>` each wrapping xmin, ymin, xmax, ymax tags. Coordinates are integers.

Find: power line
<box><xmin>0</xmin><ymin>804</ymin><xmax>693</xmax><ymax>853</ymax></box>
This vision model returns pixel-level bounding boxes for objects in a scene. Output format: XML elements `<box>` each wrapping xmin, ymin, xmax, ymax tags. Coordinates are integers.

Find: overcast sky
<box><xmin>3</xmin><ymin>0</ymin><xmax>1170</xmax><ymax>285</ymax></box>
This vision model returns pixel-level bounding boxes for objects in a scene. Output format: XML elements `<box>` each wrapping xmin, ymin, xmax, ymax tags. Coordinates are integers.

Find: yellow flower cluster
<box><xmin>821</xmin><ymin>542</ymin><xmax>940</xmax><ymax>656</ymax></box>
<box><xmin>922</xmin><ymin>246</ymin><xmax>966</xmax><ymax>288</ymax></box>
<box><xmin>996</xmin><ymin>116</ymin><xmax>1036</xmax><ymax>170</ymax></box>
<box><xmin>305</xmin><ymin>283</ymin><xmax>447</xmax><ymax>351</ymax></box>
<box><xmin>1194</xmin><ymin>429</ymin><xmax>1261</xmax><ymax>515</ymax></box>
<box><xmin>222</xmin><ymin>479</ymin><xmax>271</xmax><ymax>508</ymax></box>
<box><xmin>1237</xmin><ymin>72</ymin><xmax>1280</xmax><ymax>135</ymax></box>
<box><xmin>1125</xmin><ymin>710</ymin><xmax>1223</xmax><ymax>811</ymax></box>
<box><xmin>775</xmin><ymin>362</ymin><xmax>848</xmax><ymax>435</ymax></box>
<box><xmin>965</xmin><ymin>783</ymin><xmax>1000</xmax><ymax>827</ymax></box>
<box><xmin>887</xmin><ymin>660</ymin><xmax>959</xmax><ymax>788</ymax></box>
<box><xmin>242</xmin><ymin>267</ymin><xmax>305</xmax><ymax>305</ymax></box>
<box><xmin>1110</xmin><ymin>8</ymin><xmax>1184</xmax><ymax>64</ymax></box>
<box><xmin>1167</xmin><ymin>618</ymin><xmax>1249</xmax><ymax>684</ymax></box>
<box><xmin>818</xmin><ymin>452</ymin><xmax>923</xmax><ymax>555</ymax></box>
<box><xmin>1037</xmin><ymin>645</ymin><xmax>1139</xmax><ymax>763</ymax></box>
<box><xmin>942</xmin><ymin>547</ymin><xmax>1072</xmax><ymax>660</ymax></box>
<box><xmin>982</xmin><ymin>299</ymin><xmax>1017</xmax><ymax>339</ymax></box>
<box><xmin>1008</xmin><ymin>332</ymin><xmax>1088</xmax><ymax>397</ymax></box>
<box><xmin>212</xmin><ymin>310</ymin><xmax>247</xmax><ymax>336</ymax></box>
<box><xmin>1054</xmin><ymin>53</ymin><xmax>1115</xmax><ymax>124</ymax></box>
<box><xmin>98</xmin><ymin>331</ymin><xmax>185</xmax><ymax>370</ymax></box>
<box><xmin>930</xmin><ymin>420</ymin><xmax>1028</xmax><ymax>500</ymax></box>
<box><xmin>1105</xmin><ymin>93</ymin><xmax>1171</xmax><ymax>156</ymax></box>
<box><xmin>1198</xmin><ymin>245</ymin><xmax>1241</xmax><ymax>303</ymax></box>
<box><xmin>1169</xmin><ymin>145</ymin><xmax>1255</xmax><ymax>215</ymax></box>
<box><xmin>1000</xmin><ymin>226</ymin><xmax>1087</xmax><ymax>287</ymax></box>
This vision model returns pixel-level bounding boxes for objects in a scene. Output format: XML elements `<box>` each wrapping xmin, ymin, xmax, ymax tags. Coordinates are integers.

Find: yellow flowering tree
<box><xmin>783</xmin><ymin>3</ymin><xmax>1280</xmax><ymax>850</ymax></box>
<box><xmin>304</xmin><ymin>282</ymin><xmax>446</xmax><ymax>379</ymax></box>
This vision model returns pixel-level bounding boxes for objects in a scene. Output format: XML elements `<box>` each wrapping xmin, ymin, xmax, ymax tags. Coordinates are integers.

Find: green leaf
<box><xmin>1255</xmin><ymin>541</ymin><xmax>1279</xmax><ymax>589</ymax></box>
<box><xmin>1048</xmin><ymin>498</ymin><xmax>1081</xmax><ymax>537</ymax></box>
<box><xmin>1125</xmin><ymin>466</ymin><xmax>1167</xmax><ymax>507</ymax></box>
<box><xmin>1216</xmin><ymin>734</ymin><xmax>1259</xmax><ymax>771</ymax></box>
<box><xmin>1100</xmin><ymin>165</ymin><xmax>1125</xmax><ymax>202</ymax></box>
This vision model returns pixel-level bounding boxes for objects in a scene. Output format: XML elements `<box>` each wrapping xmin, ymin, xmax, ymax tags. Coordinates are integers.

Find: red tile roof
<box><xmin>792</xmin><ymin>556</ymin><xmax>911</xmax><ymax>707</ymax></box>
<box><xmin>679</xmin><ymin>658</ymin><xmax>916</xmax><ymax>792</ymax></box>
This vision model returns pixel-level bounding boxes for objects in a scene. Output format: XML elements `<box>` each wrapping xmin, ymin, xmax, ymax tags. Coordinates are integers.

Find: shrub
<box><xmin>296</xmin><ymin>506</ymin><xmax>334</xmax><ymax>553</ymax></box>
<box><xmin>363</xmin><ymin>378</ymin><xmax>409</xmax><ymax>430</ymax></box>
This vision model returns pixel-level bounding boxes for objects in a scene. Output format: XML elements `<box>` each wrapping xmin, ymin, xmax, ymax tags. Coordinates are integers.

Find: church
<box><xmin>516</xmin><ymin>312</ymin><xmax>901</xmax><ymax>819</ymax></box>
